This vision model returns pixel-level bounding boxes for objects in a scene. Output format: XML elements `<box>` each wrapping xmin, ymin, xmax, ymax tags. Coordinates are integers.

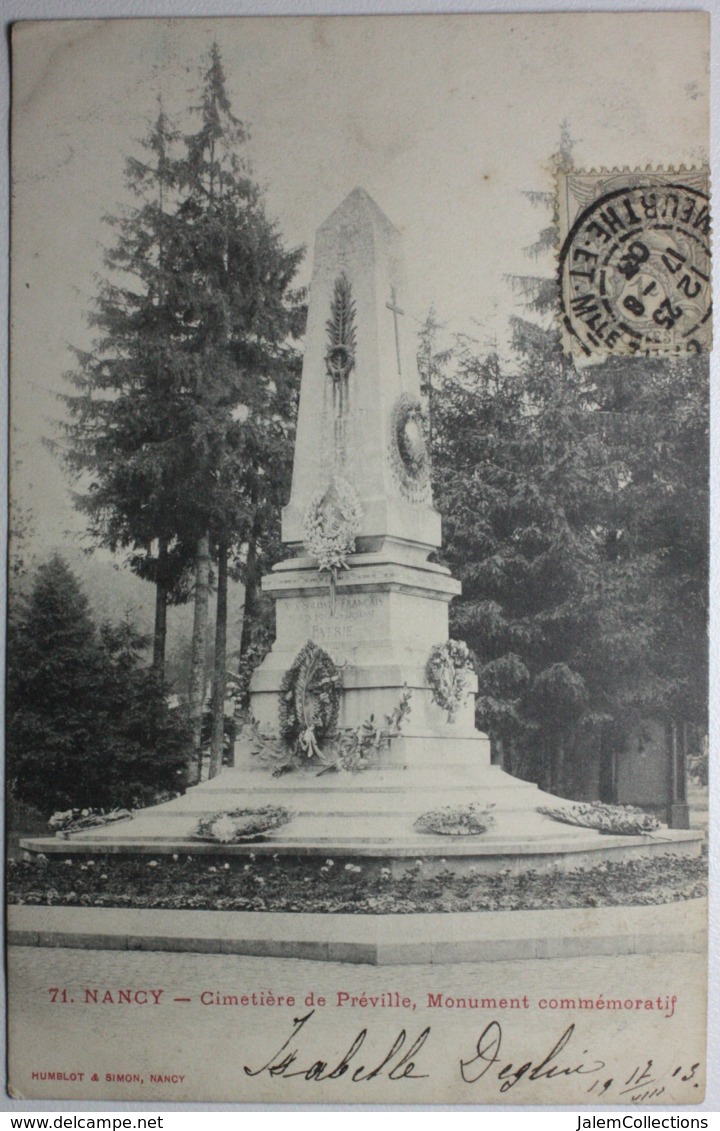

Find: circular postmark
<box><xmin>559</xmin><ymin>182</ymin><xmax>711</xmax><ymax>359</ymax></box>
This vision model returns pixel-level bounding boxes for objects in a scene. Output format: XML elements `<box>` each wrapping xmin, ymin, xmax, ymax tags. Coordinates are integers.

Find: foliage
<box><xmin>425</xmin><ymin>639</ymin><xmax>474</xmax><ymax>722</ymax></box>
<box><xmin>60</xmin><ymin>109</ymin><xmax>199</xmax><ymax>617</ymax></box>
<box><xmin>194</xmin><ymin>806</ymin><xmax>292</xmax><ymax>844</ymax></box>
<box><xmin>60</xmin><ymin>44</ymin><xmax>305</xmax><ymax>706</ymax></box>
<box><xmin>429</xmin><ymin>150</ymin><xmax>708</xmax><ymax>795</ymax></box>
<box><xmin>6</xmin><ymin>555</ymin><xmax>192</xmax><ymax>814</ymax></box>
<box><xmin>331</xmin><ymin>687</ymin><xmax>412</xmax><ymax>773</ymax></box>
<box><xmin>687</xmin><ymin>744</ymin><xmax>708</xmax><ymax>788</ymax></box>
<box><xmin>414</xmin><ymin>802</ymin><xmax>495</xmax><ymax>836</ymax></box>
<box><xmin>538</xmin><ymin>802</ymin><xmax>660</xmax><ymax>836</ymax></box>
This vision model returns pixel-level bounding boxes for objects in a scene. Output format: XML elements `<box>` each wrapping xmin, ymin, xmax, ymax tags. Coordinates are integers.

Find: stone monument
<box><xmin>25</xmin><ymin>189</ymin><xmax>702</xmax><ymax>870</ymax></box>
<box><xmin>249</xmin><ymin>186</ymin><xmax>482</xmax><ymax>762</ymax></box>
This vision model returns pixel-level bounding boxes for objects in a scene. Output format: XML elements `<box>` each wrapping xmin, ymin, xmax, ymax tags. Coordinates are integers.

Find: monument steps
<box><xmin>22</xmin><ymin>760</ymin><xmax>702</xmax><ymax>871</ymax></box>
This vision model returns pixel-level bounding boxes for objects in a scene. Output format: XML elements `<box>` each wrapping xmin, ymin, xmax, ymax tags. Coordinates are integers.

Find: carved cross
<box><xmin>386</xmin><ymin>287</ymin><xmax>405</xmax><ymax>375</ymax></box>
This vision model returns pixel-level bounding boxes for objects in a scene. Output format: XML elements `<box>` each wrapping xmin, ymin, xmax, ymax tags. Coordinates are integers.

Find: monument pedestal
<box><xmin>248</xmin><ymin>546</ymin><xmax>476</xmax><ymax>740</ymax></box>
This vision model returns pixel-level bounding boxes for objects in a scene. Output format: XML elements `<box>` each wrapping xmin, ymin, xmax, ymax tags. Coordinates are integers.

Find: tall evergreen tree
<box><xmin>61</xmin><ymin>45</ymin><xmax>305</xmax><ymax>783</ymax></box>
<box><xmin>173</xmin><ymin>44</ymin><xmax>304</xmax><ymax>779</ymax></box>
<box><xmin>61</xmin><ymin>106</ymin><xmax>196</xmax><ymax>672</ymax></box>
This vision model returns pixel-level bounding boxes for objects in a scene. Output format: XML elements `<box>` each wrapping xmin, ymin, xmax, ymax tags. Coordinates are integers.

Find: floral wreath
<box><xmin>425</xmin><ymin>639</ymin><xmax>474</xmax><ymax>722</ymax></box>
<box><xmin>195</xmin><ymin>806</ymin><xmax>292</xmax><ymax>844</ymax></box>
<box><xmin>303</xmin><ymin>477</ymin><xmax>363</xmax><ymax>610</ymax></box>
<box><xmin>278</xmin><ymin>640</ymin><xmax>342</xmax><ymax>754</ymax></box>
<box><xmin>414</xmin><ymin>802</ymin><xmax>495</xmax><ymax>836</ymax></box>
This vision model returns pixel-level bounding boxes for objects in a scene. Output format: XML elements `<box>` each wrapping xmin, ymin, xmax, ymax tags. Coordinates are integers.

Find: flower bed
<box><xmin>6</xmin><ymin>849</ymin><xmax>706</xmax><ymax>915</ymax></box>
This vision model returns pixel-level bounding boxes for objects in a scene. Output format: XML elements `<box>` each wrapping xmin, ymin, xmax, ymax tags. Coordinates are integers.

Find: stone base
<box><xmin>252</xmin><ymin>545</ymin><xmax>470</xmax><ymax>733</ymax></box>
<box><xmin>668</xmin><ymin>802</ymin><xmax>690</xmax><ymax>829</ymax></box>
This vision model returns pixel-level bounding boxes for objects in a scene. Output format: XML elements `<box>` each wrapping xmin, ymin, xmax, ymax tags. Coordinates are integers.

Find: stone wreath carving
<box><xmin>389</xmin><ymin>393</ymin><xmax>431</xmax><ymax>501</ymax></box>
<box><xmin>303</xmin><ymin>476</ymin><xmax>363</xmax><ymax>611</ymax></box>
<box><xmin>425</xmin><ymin>639</ymin><xmax>474</xmax><ymax>723</ymax></box>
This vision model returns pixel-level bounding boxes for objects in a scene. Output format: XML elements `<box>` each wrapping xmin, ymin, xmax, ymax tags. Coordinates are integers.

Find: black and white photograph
<box><xmin>4</xmin><ymin>11</ymin><xmax>713</xmax><ymax>1107</ymax></box>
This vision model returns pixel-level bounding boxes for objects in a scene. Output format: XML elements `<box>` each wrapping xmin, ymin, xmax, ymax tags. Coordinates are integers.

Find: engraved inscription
<box><xmin>281</xmin><ymin>594</ymin><xmax>383</xmax><ymax>643</ymax></box>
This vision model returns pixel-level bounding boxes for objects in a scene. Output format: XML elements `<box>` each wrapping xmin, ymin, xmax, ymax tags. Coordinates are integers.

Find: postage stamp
<box><xmin>558</xmin><ymin>169</ymin><xmax>711</xmax><ymax>361</ymax></box>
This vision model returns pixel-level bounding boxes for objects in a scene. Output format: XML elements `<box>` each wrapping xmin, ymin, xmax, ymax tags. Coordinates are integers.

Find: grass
<box><xmin>6</xmin><ymin>848</ymin><xmax>707</xmax><ymax>915</ymax></box>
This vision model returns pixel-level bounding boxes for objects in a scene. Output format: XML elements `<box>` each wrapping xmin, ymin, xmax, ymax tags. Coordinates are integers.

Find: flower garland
<box><xmin>425</xmin><ymin>639</ymin><xmax>474</xmax><ymax>722</ymax></box>
<box><xmin>329</xmin><ymin>687</ymin><xmax>413</xmax><ymax>773</ymax></box>
<box><xmin>303</xmin><ymin>477</ymin><xmax>363</xmax><ymax>611</ymax></box>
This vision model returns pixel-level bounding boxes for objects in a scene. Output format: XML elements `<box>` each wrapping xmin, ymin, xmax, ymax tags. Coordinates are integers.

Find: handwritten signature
<box><xmin>243</xmin><ymin>1010</ymin><xmax>701</xmax><ymax>1100</ymax></box>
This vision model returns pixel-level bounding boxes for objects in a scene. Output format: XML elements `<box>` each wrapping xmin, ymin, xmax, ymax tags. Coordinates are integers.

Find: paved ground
<box><xmin>7</xmin><ymin>900</ymin><xmax>708</xmax><ymax>963</ymax></box>
<box><xmin>6</xmin><ymin>943</ymin><xmax>708</xmax><ymax>1108</ymax></box>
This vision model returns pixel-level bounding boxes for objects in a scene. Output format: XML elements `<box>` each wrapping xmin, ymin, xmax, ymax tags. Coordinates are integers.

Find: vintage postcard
<box><xmin>5</xmin><ymin>13</ymin><xmax>712</xmax><ymax>1106</ymax></box>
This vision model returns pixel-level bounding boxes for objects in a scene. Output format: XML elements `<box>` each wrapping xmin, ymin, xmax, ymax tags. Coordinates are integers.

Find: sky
<box><xmin>9</xmin><ymin>12</ymin><xmax>710</xmax><ymax>555</ymax></box>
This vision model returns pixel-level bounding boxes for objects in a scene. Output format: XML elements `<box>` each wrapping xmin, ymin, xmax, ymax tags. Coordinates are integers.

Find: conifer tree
<box><xmin>174</xmin><ymin>44</ymin><xmax>304</xmax><ymax>779</ymax></box>
<box><xmin>62</xmin><ymin>106</ymin><xmax>196</xmax><ymax>671</ymax></box>
<box><xmin>7</xmin><ymin>556</ymin><xmax>191</xmax><ymax>812</ymax></box>
<box><xmin>431</xmin><ymin>133</ymin><xmax>708</xmax><ymax>800</ymax></box>
<box><xmin>62</xmin><ymin>45</ymin><xmax>305</xmax><ymax>783</ymax></box>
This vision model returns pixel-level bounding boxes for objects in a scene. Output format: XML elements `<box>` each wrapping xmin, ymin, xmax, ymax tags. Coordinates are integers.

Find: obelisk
<box><xmin>281</xmin><ymin>187</ymin><xmax>440</xmax><ymax>555</ymax></box>
<box><xmin>249</xmin><ymin>188</ymin><xmax>484</xmax><ymax>752</ymax></box>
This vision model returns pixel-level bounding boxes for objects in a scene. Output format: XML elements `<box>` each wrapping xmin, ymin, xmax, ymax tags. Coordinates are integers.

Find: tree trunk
<box><xmin>239</xmin><ymin>530</ymin><xmax>259</xmax><ymax>664</ymax></box>
<box><xmin>209</xmin><ymin>540</ymin><xmax>228</xmax><ymax>780</ymax></box>
<box><xmin>187</xmin><ymin>531</ymin><xmax>211</xmax><ymax>786</ymax></box>
<box><xmin>152</xmin><ymin>538</ymin><xmax>169</xmax><ymax>674</ymax></box>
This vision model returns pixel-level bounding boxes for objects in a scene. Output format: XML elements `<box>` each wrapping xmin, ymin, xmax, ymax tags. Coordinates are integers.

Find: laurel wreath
<box><xmin>278</xmin><ymin>640</ymin><xmax>342</xmax><ymax>752</ymax></box>
<box><xmin>425</xmin><ymin>639</ymin><xmax>474</xmax><ymax>722</ymax></box>
<box><xmin>249</xmin><ymin>674</ymin><xmax>412</xmax><ymax>777</ymax></box>
<box><xmin>537</xmin><ymin>802</ymin><xmax>661</xmax><ymax>836</ymax></box>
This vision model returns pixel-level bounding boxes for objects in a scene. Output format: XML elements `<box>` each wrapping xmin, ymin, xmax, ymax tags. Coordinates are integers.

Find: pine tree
<box><xmin>61</xmin><ymin>45</ymin><xmax>305</xmax><ymax>784</ymax></box>
<box><xmin>174</xmin><ymin>44</ymin><xmax>305</xmax><ymax>780</ymax></box>
<box><xmin>7</xmin><ymin>555</ymin><xmax>103</xmax><ymax>810</ymax></box>
<box><xmin>62</xmin><ymin>106</ymin><xmax>196</xmax><ymax>672</ymax></box>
